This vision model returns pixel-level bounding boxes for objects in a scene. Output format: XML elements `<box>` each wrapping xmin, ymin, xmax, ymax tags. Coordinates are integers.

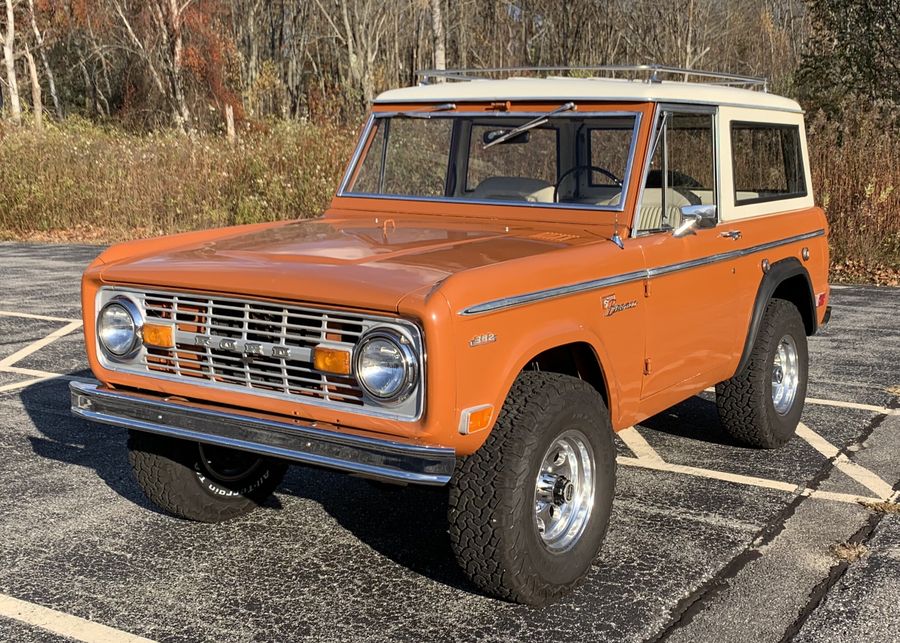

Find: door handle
<box><xmin>720</xmin><ymin>230</ymin><xmax>742</xmax><ymax>240</ymax></box>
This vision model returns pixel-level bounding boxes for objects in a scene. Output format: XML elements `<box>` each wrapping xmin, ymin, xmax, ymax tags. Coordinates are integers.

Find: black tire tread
<box><xmin>448</xmin><ymin>371</ymin><xmax>614</xmax><ymax>605</ymax></box>
<box><xmin>716</xmin><ymin>298</ymin><xmax>806</xmax><ymax>448</ymax></box>
<box><xmin>128</xmin><ymin>431</ymin><xmax>286</xmax><ymax>523</ymax></box>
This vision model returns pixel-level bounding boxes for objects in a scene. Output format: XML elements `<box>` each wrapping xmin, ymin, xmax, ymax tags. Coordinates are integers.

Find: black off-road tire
<box><xmin>127</xmin><ymin>430</ymin><xmax>288</xmax><ymax>523</ymax></box>
<box><xmin>448</xmin><ymin>372</ymin><xmax>616</xmax><ymax>606</ymax></box>
<box><xmin>716</xmin><ymin>298</ymin><xmax>808</xmax><ymax>448</ymax></box>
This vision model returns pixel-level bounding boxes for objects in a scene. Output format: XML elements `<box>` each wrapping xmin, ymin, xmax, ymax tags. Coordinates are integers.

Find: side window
<box><xmin>638</xmin><ymin>111</ymin><xmax>716</xmax><ymax>233</ymax></box>
<box><xmin>731</xmin><ymin>123</ymin><xmax>806</xmax><ymax>205</ymax></box>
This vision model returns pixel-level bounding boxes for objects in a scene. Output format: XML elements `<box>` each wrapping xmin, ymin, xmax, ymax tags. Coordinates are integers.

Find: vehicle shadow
<box><xmin>638</xmin><ymin>394</ymin><xmax>747</xmax><ymax>448</ymax></box>
<box><xmin>20</xmin><ymin>373</ymin><xmax>171</xmax><ymax>516</ymax></box>
<box><xmin>20</xmin><ymin>373</ymin><xmax>477</xmax><ymax>594</ymax></box>
<box><xmin>278</xmin><ymin>466</ymin><xmax>477</xmax><ymax>594</ymax></box>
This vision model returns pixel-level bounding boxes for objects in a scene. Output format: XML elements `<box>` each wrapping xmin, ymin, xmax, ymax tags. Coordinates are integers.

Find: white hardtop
<box><xmin>375</xmin><ymin>76</ymin><xmax>802</xmax><ymax>114</ymax></box>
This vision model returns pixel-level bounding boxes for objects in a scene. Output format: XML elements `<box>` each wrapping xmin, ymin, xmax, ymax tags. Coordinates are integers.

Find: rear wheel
<box><xmin>716</xmin><ymin>298</ymin><xmax>808</xmax><ymax>448</ymax></box>
<box><xmin>448</xmin><ymin>372</ymin><xmax>616</xmax><ymax>606</ymax></box>
<box><xmin>127</xmin><ymin>431</ymin><xmax>287</xmax><ymax>522</ymax></box>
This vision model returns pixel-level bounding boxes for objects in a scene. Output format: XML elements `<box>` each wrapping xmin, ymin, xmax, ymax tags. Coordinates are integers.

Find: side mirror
<box><xmin>673</xmin><ymin>204</ymin><xmax>717</xmax><ymax>237</ymax></box>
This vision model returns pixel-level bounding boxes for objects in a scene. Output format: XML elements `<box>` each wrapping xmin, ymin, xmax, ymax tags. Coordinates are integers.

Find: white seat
<box><xmin>469</xmin><ymin>176</ymin><xmax>555</xmax><ymax>203</ymax></box>
<box><xmin>638</xmin><ymin>188</ymin><xmax>692</xmax><ymax>231</ymax></box>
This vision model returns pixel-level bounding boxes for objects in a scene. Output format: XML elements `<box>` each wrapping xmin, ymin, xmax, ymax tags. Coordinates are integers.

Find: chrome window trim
<box><xmin>459</xmin><ymin>229</ymin><xmax>825</xmax><ymax>316</ymax></box>
<box><xmin>338</xmin><ymin>113</ymin><xmax>375</xmax><ymax>194</ymax></box>
<box><xmin>337</xmin><ymin>111</ymin><xmax>643</xmax><ymax>214</ymax></box>
<box><xmin>632</xmin><ymin>103</ymin><xmax>720</xmax><ymax>236</ymax></box>
<box><xmin>95</xmin><ymin>286</ymin><xmax>426</xmax><ymax>423</ymax></box>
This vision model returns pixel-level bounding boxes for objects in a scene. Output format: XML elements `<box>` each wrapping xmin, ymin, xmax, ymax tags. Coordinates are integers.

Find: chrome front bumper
<box><xmin>70</xmin><ymin>381</ymin><xmax>455</xmax><ymax>485</ymax></box>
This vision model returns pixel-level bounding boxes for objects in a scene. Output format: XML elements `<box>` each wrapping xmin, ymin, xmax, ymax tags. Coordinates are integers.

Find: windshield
<box><xmin>342</xmin><ymin>111</ymin><xmax>639</xmax><ymax>210</ymax></box>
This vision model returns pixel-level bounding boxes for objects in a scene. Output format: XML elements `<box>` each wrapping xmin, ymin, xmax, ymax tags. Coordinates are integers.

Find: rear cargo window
<box><xmin>731</xmin><ymin>122</ymin><xmax>807</xmax><ymax>206</ymax></box>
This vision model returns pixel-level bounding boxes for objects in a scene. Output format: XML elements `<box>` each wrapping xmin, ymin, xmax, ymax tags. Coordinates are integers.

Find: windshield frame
<box><xmin>337</xmin><ymin>108</ymin><xmax>644</xmax><ymax>214</ymax></box>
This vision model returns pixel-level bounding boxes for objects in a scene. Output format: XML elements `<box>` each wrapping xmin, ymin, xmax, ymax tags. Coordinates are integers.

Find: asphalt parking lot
<box><xmin>0</xmin><ymin>241</ymin><xmax>898</xmax><ymax>643</ymax></box>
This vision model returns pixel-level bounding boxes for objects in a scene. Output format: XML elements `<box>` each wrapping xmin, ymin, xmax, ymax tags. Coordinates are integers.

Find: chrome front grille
<box><xmin>96</xmin><ymin>287</ymin><xmax>424</xmax><ymax>420</ymax></box>
<box><xmin>142</xmin><ymin>292</ymin><xmax>366</xmax><ymax>405</ymax></box>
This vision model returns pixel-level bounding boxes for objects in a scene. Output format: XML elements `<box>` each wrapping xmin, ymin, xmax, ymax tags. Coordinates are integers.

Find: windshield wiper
<box><xmin>389</xmin><ymin>103</ymin><xmax>456</xmax><ymax>119</ymax></box>
<box><xmin>482</xmin><ymin>101</ymin><xmax>576</xmax><ymax>150</ymax></box>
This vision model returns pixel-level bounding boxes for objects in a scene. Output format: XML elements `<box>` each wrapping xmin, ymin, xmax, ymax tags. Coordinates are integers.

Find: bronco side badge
<box><xmin>602</xmin><ymin>294</ymin><xmax>638</xmax><ymax>317</ymax></box>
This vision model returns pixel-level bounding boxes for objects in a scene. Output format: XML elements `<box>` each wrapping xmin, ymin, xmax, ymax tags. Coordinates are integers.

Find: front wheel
<box><xmin>448</xmin><ymin>372</ymin><xmax>616</xmax><ymax>606</ymax></box>
<box><xmin>716</xmin><ymin>298</ymin><xmax>809</xmax><ymax>448</ymax></box>
<box><xmin>127</xmin><ymin>431</ymin><xmax>288</xmax><ymax>523</ymax></box>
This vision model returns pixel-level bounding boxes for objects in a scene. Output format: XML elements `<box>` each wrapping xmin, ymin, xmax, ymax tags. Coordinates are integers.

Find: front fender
<box><xmin>449</xmin><ymin>304</ymin><xmax>636</xmax><ymax>455</ymax></box>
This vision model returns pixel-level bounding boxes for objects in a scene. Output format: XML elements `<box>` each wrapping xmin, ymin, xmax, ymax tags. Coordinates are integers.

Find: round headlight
<box><xmin>355</xmin><ymin>330</ymin><xmax>418</xmax><ymax>402</ymax></box>
<box><xmin>98</xmin><ymin>299</ymin><xmax>141</xmax><ymax>358</ymax></box>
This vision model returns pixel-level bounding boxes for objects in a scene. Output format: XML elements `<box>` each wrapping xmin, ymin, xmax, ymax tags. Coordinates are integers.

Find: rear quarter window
<box><xmin>731</xmin><ymin>122</ymin><xmax>806</xmax><ymax>206</ymax></box>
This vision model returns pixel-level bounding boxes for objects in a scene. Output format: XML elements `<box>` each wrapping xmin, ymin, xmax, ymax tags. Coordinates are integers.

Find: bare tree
<box><xmin>23</xmin><ymin>41</ymin><xmax>40</xmax><ymax>129</ymax></box>
<box><xmin>149</xmin><ymin>0</ymin><xmax>194</xmax><ymax>130</ymax></box>
<box><xmin>315</xmin><ymin>0</ymin><xmax>390</xmax><ymax>104</ymax></box>
<box><xmin>27</xmin><ymin>0</ymin><xmax>60</xmax><ymax>119</ymax></box>
<box><xmin>430</xmin><ymin>0</ymin><xmax>446</xmax><ymax>78</ymax></box>
<box><xmin>2</xmin><ymin>0</ymin><xmax>21</xmax><ymax>124</ymax></box>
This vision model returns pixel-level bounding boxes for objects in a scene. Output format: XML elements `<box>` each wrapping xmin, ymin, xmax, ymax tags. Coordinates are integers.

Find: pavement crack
<box><xmin>649</xmin><ymin>403</ymin><xmax>896</xmax><ymax>643</ymax></box>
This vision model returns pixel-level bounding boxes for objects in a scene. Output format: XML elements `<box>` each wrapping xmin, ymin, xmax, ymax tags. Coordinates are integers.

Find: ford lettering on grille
<box><xmin>188</xmin><ymin>334</ymin><xmax>310</xmax><ymax>362</ymax></box>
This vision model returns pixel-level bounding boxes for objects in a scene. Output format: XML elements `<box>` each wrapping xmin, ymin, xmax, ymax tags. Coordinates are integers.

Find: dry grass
<box><xmin>830</xmin><ymin>541</ymin><xmax>869</xmax><ymax>563</ymax></box>
<box><xmin>0</xmin><ymin>118</ymin><xmax>355</xmax><ymax>243</ymax></box>
<box><xmin>860</xmin><ymin>500</ymin><xmax>900</xmax><ymax>515</ymax></box>
<box><xmin>807</xmin><ymin>109</ymin><xmax>900</xmax><ymax>284</ymax></box>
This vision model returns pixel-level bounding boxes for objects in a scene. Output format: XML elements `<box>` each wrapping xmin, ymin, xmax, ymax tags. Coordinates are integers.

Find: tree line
<box><xmin>0</xmin><ymin>0</ymin><xmax>896</xmax><ymax>131</ymax></box>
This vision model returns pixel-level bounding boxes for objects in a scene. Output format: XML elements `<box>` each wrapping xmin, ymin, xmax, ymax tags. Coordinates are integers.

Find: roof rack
<box><xmin>417</xmin><ymin>64</ymin><xmax>768</xmax><ymax>92</ymax></box>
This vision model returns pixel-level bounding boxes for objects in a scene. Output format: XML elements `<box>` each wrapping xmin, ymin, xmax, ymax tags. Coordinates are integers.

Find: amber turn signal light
<box><xmin>142</xmin><ymin>323</ymin><xmax>174</xmax><ymax>348</ymax></box>
<box><xmin>458</xmin><ymin>405</ymin><xmax>494</xmax><ymax>435</ymax></box>
<box><xmin>314</xmin><ymin>345</ymin><xmax>352</xmax><ymax>375</ymax></box>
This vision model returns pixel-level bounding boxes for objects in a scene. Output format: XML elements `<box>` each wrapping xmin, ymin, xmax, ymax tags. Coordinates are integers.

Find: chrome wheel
<box><xmin>534</xmin><ymin>429</ymin><xmax>595</xmax><ymax>553</ymax></box>
<box><xmin>772</xmin><ymin>334</ymin><xmax>800</xmax><ymax>415</ymax></box>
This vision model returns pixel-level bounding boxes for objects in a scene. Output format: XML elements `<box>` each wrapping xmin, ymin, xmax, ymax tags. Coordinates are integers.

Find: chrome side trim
<box><xmin>462</xmin><ymin>270</ymin><xmax>647</xmax><ymax>316</ymax></box>
<box><xmin>70</xmin><ymin>381</ymin><xmax>455</xmax><ymax>486</ymax></box>
<box><xmin>459</xmin><ymin>229</ymin><xmax>825</xmax><ymax>316</ymax></box>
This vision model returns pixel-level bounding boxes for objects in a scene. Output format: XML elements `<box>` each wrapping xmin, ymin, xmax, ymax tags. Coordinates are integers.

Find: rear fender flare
<box><xmin>734</xmin><ymin>257</ymin><xmax>815</xmax><ymax>377</ymax></box>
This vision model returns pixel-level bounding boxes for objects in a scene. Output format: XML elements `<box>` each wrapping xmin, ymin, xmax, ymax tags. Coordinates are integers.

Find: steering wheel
<box><xmin>554</xmin><ymin>165</ymin><xmax>623</xmax><ymax>203</ymax></box>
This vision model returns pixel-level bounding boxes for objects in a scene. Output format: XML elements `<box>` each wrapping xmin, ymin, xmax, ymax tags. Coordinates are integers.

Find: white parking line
<box><xmin>2</xmin><ymin>365</ymin><xmax>90</xmax><ymax>379</ymax></box>
<box><xmin>617</xmin><ymin>456</ymin><xmax>885</xmax><ymax>506</ymax></box>
<box><xmin>702</xmin><ymin>387</ymin><xmax>898</xmax><ymax>416</ymax></box>
<box><xmin>0</xmin><ymin>320</ymin><xmax>83</xmax><ymax>368</ymax></box>
<box><xmin>0</xmin><ymin>593</ymin><xmax>155</xmax><ymax>643</ymax></box>
<box><xmin>617</xmin><ymin>427</ymin><xmax>665</xmax><ymax>463</ymax></box>
<box><xmin>0</xmin><ymin>310</ymin><xmax>80</xmax><ymax>323</ymax></box>
<box><xmin>796</xmin><ymin>423</ymin><xmax>896</xmax><ymax>499</ymax></box>
<box><xmin>805</xmin><ymin>397</ymin><xmax>899</xmax><ymax>416</ymax></box>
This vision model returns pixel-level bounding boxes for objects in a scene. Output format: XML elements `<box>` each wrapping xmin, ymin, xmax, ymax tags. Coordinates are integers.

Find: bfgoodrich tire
<box><xmin>716</xmin><ymin>298</ymin><xmax>809</xmax><ymax>448</ymax></box>
<box><xmin>127</xmin><ymin>431</ymin><xmax>287</xmax><ymax>523</ymax></box>
<box><xmin>448</xmin><ymin>372</ymin><xmax>616</xmax><ymax>606</ymax></box>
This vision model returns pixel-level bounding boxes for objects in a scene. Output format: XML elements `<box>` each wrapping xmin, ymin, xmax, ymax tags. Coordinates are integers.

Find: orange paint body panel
<box><xmin>80</xmin><ymin>99</ymin><xmax>830</xmax><ymax>457</ymax></box>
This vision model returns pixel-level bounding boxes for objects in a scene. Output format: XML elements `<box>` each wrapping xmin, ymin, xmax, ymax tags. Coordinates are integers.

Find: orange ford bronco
<box><xmin>72</xmin><ymin>66</ymin><xmax>830</xmax><ymax>605</ymax></box>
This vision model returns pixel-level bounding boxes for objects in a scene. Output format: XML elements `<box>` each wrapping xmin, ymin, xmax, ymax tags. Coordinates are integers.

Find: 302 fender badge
<box><xmin>602</xmin><ymin>294</ymin><xmax>638</xmax><ymax>317</ymax></box>
<box><xmin>469</xmin><ymin>333</ymin><xmax>497</xmax><ymax>347</ymax></box>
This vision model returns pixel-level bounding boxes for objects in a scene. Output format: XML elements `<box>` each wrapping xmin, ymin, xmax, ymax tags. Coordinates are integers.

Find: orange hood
<box><xmin>94</xmin><ymin>214</ymin><xmax>610</xmax><ymax>313</ymax></box>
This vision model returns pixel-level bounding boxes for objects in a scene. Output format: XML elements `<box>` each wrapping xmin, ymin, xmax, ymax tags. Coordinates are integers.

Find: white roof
<box><xmin>375</xmin><ymin>77</ymin><xmax>802</xmax><ymax>113</ymax></box>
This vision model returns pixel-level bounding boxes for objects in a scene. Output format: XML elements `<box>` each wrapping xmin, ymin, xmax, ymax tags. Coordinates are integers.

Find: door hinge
<box><xmin>643</xmin><ymin>358</ymin><xmax>652</xmax><ymax>375</ymax></box>
<box><xmin>643</xmin><ymin>280</ymin><xmax>651</xmax><ymax>297</ymax></box>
